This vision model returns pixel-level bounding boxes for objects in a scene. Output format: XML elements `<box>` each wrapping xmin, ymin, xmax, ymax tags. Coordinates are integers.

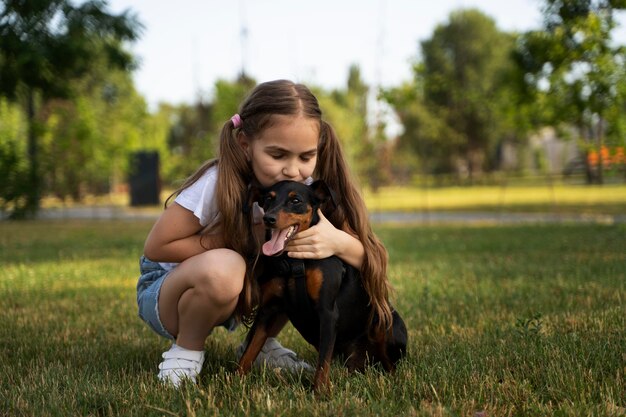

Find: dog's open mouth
<box><xmin>262</xmin><ymin>225</ymin><xmax>299</xmax><ymax>256</ymax></box>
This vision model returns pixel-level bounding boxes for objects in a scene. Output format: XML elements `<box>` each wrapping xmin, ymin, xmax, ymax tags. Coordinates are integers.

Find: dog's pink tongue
<box><xmin>262</xmin><ymin>228</ymin><xmax>290</xmax><ymax>256</ymax></box>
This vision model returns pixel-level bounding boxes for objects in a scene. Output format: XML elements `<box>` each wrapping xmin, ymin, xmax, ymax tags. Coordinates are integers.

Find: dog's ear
<box><xmin>310</xmin><ymin>180</ymin><xmax>338</xmax><ymax>212</ymax></box>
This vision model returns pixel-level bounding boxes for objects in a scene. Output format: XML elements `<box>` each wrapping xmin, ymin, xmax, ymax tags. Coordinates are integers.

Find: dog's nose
<box><xmin>263</xmin><ymin>214</ymin><xmax>277</xmax><ymax>226</ymax></box>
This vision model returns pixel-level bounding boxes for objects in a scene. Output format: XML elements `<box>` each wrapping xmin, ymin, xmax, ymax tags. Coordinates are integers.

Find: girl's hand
<box><xmin>285</xmin><ymin>209</ymin><xmax>341</xmax><ymax>260</ymax></box>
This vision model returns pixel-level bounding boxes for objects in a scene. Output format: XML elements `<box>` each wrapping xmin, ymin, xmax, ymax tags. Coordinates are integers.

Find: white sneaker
<box><xmin>236</xmin><ymin>337</ymin><xmax>313</xmax><ymax>373</ymax></box>
<box><xmin>157</xmin><ymin>344</ymin><xmax>205</xmax><ymax>387</ymax></box>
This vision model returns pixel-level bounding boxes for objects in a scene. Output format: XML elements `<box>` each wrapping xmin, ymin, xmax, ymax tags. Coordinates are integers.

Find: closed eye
<box><xmin>300</xmin><ymin>151</ymin><xmax>317</xmax><ymax>162</ymax></box>
<box><xmin>262</xmin><ymin>195</ymin><xmax>275</xmax><ymax>207</ymax></box>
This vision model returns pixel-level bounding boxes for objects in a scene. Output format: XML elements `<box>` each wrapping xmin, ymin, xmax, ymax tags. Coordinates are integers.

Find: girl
<box><xmin>137</xmin><ymin>80</ymin><xmax>393</xmax><ymax>387</ymax></box>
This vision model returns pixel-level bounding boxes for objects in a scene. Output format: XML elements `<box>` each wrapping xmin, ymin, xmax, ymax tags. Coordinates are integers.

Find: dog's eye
<box><xmin>290</xmin><ymin>197</ymin><xmax>301</xmax><ymax>205</ymax></box>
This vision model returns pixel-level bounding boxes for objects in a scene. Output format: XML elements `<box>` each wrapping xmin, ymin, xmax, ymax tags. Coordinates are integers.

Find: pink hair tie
<box><xmin>231</xmin><ymin>114</ymin><xmax>242</xmax><ymax>128</ymax></box>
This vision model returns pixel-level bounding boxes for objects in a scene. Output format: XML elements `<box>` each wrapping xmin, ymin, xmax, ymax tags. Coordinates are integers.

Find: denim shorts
<box><xmin>136</xmin><ymin>256</ymin><xmax>238</xmax><ymax>340</ymax></box>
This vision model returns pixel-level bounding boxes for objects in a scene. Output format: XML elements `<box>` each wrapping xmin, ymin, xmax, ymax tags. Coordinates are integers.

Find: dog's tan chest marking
<box><xmin>261</xmin><ymin>278</ymin><xmax>285</xmax><ymax>304</ymax></box>
<box><xmin>305</xmin><ymin>268</ymin><xmax>324</xmax><ymax>302</ymax></box>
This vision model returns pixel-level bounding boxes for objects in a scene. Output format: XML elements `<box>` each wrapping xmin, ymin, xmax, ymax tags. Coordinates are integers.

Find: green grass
<box><xmin>0</xmin><ymin>220</ymin><xmax>624</xmax><ymax>416</ymax></box>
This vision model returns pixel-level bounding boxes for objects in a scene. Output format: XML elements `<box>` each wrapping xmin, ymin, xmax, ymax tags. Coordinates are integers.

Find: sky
<box><xmin>107</xmin><ymin>0</ymin><xmax>626</xmax><ymax>109</ymax></box>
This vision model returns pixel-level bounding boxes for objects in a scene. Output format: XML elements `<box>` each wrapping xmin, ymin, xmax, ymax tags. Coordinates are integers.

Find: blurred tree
<box><xmin>166</xmin><ymin>101</ymin><xmax>214</xmax><ymax>181</ymax></box>
<box><xmin>384</xmin><ymin>9</ymin><xmax>524</xmax><ymax>182</ymax></box>
<box><xmin>316</xmin><ymin>65</ymin><xmax>392</xmax><ymax>189</ymax></box>
<box><xmin>40</xmin><ymin>66</ymin><xmax>149</xmax><ymax>201</ymax></box>
<box><xmin>97</xmin><ymin>70</ymin><xmax>152</xmax><ymax>189</ymax></box>
<box><xmin>420</xmin><ymin>9</ymin><xmax>519</xmax><ymax>180</ymax></box>
<box><xmin>0</xmin><ymin>0</ymin><xmax>142</xmax><ymax>217</ymax></box>
<box><xmin>347</xmin><ymin>66</ymin><xmax>394</xmax><ymax>190</ymax></box>
<box><xmin>0</xmin><ymin>99</ymin><xmax>29</xmax><ymax>215</ymax></box>
<box><xmin>381</xmin><ymin>79</ymin><xmax>459</xmax><ymax>180</ymax></box>
<box><xmin>344</xmin><ymin>65</ymin><xmax>370</xmax><ymax>178</ymax></box>
<box><xmin>149</xmin><ymin>103</ymin><xmax>180</xmax><ymax>185</ymax></box>
<box><xmin>166</xmin><ymin>74</ymin><xmax>256</xmax><ymax>182</ymax></box>
<box><xmin>210</xmin><ymin>73</ymin><xmax>256</xmax><ymax>132</ymax></box>
<box><xmin>515</xmin><ymin>0</ymin><xmax>626</xmax><ymax>183</ymax></box>
<box><xmin>321</xmin><ymin>66</ymin><xmax>373</xmax><ymax>183</ymax></box>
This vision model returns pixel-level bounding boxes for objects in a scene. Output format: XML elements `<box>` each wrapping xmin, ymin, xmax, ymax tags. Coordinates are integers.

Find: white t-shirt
<box><xmin>175</xmin><ymin>165</ymin><xmax>221</xmax><ymax>228</ymax></box>
<box><xmin>159</xmin><ymin>165</ymin><xmax>220</xmax><ymax>271</ymax></box>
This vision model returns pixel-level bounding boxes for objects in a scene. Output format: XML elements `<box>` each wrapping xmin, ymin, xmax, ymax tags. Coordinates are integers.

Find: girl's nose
<box><xmin>282</xmin><ymin>162</ymin><xmax>299</xmax><ymax>178</ymax></box>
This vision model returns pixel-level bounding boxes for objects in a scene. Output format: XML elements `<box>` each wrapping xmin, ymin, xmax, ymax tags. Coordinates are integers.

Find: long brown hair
<box><xmin>315</xmin><ymin>120</ymin><xmax>392</xmax><ymax>337</ymax></box>
<box><xmin>168</xmin><ymin>80</ymin><xmax>392</xmax><ymax>335</ymax></box>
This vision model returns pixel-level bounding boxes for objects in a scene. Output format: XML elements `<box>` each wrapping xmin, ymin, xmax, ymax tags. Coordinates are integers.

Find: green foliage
<box><xmin>165</xmin><ymin>101</ymin><xmax>215</xmax><ymax>182</ymax></box>
<box><xmin>381</xmin><ymin>81</ymin><xmax>460</xmax><ymax>178</ymax></box>
<box><xmin>421</xmin><ymin>9</ymin><xmax>522</xmax><ymax>177</ymax></box>
<box><xmin>35</xmin><ymin>67</ymin><xmax>151</xmax><ymax>201</ymax></box>
<box><xmin>0</xmin><ymin>99</ymin><xmax>29</xmax><ymax>215</ymax></box>
<box><xmin>0</xmin><ymin>0</ymin><xmax>141</xmax><ymax>99</ymax></box>
<box><xmin>516</xmin><ymin>0</ymin><xmax>626</xmax><ymax>183</ymax></box>
<box><xmin>211</xmin><ymin>74</ymin><xmax>256</xmax><ymax>129</ymax></box>
<box><xmin>316</xmin><ymin>65</ymin><xmax>392</xmax><ymax>189</ymax></box>
<box><xmin>0</xmin><ymin>138</ymin><xmax>30</xmax><ymax>216</ymax></box>
<box><xmin>163</xmin><ymin>75</ymin><xmax>256</xmax><ymax>183</ymax></box>
<box><xmin>384</xmin><ymin>9</ymin><xmax>530</xmax><ymax>181</ymax></box>
<box><xmin>0</xmin><ymin>221</ymin><xmax>624</xmax><ymax>416</ymax></box>
<box><xmin>0</xmin><ymin>0</ymin><xmax>143</xmax><ymax>216</ymax></box>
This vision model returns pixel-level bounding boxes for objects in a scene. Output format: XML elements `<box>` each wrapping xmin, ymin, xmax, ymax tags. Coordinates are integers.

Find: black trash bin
<box><xmin>129</xmin><ymin>151</ymin><xmax>161</xmax><ymax>206</ymax></box>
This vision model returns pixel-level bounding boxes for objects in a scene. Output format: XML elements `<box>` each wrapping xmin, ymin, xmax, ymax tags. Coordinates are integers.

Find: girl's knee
<box><xmin>196</xmin><ymin>249</ymin><xmax>245</xmax><ymax>304</ymax></box>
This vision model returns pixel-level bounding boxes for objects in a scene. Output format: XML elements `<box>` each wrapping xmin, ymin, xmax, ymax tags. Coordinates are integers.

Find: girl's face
<box><xmin>239</xmin><ymin>114</ymin><xmax>319</xmax><ymax>188</ymax></box>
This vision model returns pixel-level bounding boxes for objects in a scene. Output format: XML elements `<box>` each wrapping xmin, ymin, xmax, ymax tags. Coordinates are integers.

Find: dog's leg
<box><xmin>372</xmin><ymin>311</ymin><xmax>408</xmax><ymax>372</ymax></box>
<box><xmin>375</xmin><ymin>336</ymin><xmax>395</xmax><ymax>372</ymax></box>
<box><xmin>385</xmin><ymin>310</ymin><xmax>408</xmax><ymax>369</ymax></box>
<box><xmin>237</xmin><ymin>321</ymin><xmax>268</xmax><ymax>375</ymax></box>
<box><xmin>237</xmin><ymin>310</ymin><xmax>287</xmax><ymax>374</ymax></box>
<box><xmin>344</xmin><ymin>341</ymin><xmax>368</xmax><ymax>373</ymax></box>
<box><xmin>238</xmin><ymin>277</ymin><xmax>287</xmax><ymax>375</ymax></box>
<box><xmin>313</xmin><ymin>301</ymin><xmax>339</xmax><ymax>393</ymax></box>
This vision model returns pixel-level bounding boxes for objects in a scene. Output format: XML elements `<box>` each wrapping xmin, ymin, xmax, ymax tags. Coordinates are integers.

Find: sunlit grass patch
<box><xmin>0</xmin><ymin>220</ymin><xmax>624</xmax><ymax>416</ymax></box>
<box><xmin>364</xmin><ymin>183</ymin><xmax>626</xmax><ymax>214</ymax></box>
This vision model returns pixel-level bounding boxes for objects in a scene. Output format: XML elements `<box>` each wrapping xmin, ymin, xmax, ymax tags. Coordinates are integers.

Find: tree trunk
<box><xmin>25</xmin><ymin>89</ymin><xmax>40</xmax><ymax>217</ymax></box>
<box><xmin>467</xmin><ymin>147</ymin><xmax>485</xmax><ymax>183</ymax></box>
<box><xmin>581</xmin><ymin>124</ymin><xmax>596</xmax><ymax>185</ymax></box>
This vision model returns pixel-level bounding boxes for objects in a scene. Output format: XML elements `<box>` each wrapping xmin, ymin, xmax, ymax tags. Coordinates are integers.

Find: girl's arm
<box><xmin>143</xmin><ymin>202</ymin><xmax>224</xmax><ymax>262</ymax></box>
<box><xmin>285</xmin><ymin>209</ymin><xmax>365</xmax><ymax>269</ymax></box>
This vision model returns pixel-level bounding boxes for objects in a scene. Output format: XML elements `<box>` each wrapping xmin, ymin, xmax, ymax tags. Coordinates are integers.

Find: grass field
<box><xmin>0</xmin><ymin>220</ymin><xmax>624</xmax><ymax>416</ymax></box>
<box><xmin>363</xmin><ymin>183</ymin><xmax>626</xmax><ymax>215</ymax></box>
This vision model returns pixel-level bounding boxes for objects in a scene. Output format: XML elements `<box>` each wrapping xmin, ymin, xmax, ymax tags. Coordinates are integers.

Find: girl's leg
<box><xmin>156</xmin><ymin>247</ymin><xmax>310</xmax><ymax>382</ymax></box>
<box><xmin>158</xmin><ymin>248</ymin><xmax>245</xmax><ymax>350</ymax></box>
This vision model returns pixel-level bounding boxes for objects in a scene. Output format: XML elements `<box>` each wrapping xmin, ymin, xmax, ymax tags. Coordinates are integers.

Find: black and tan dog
<box><xmin>238</xmin><ymin>180</ymin><xmax>407</xmax><ymax>392</ymax></box>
